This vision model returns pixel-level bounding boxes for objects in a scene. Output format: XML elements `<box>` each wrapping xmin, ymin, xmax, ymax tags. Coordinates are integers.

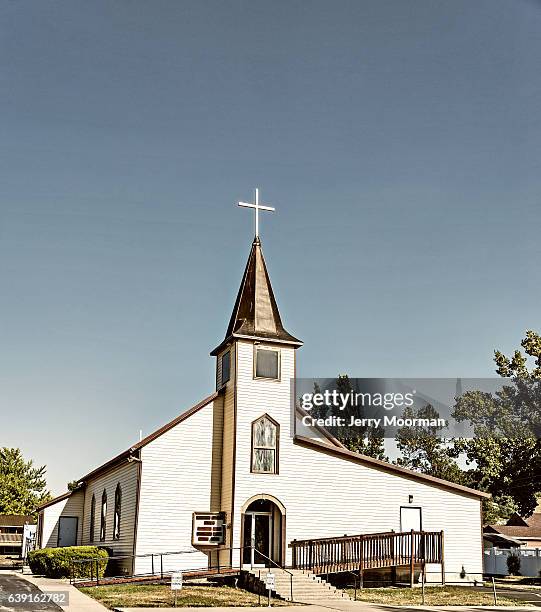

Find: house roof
<box><xmin>294</xmin><ymin>435</ymin><xmax>491</xmax><ymax>499</ymax></box>
<box><xmin>485</xmin><ymin>524</ymin><xmax>541</xmax><ymax>538</ymax></box>
<box><xmin>37</xmin><ymin>491</ymin><xmax>73</xmax><ymax>511</ymax></box>
<box><xmin>0</xmin><ymin>515</ymin><xmax>33</xmax><ymax>527</ymax></box>
<box><xmin>211</xmin><ymin>238</ymin><xmax>302</xmax><ymax>355</ymax></box>
<box><xmin>486</xmin><ymin>512</ymin><xmax>541</xmax><ymax>539</ymax></box>
<box><xmin>483</xmin><ymin>531</ymin><xmax>525</xmax><ymax>547</ymax></box>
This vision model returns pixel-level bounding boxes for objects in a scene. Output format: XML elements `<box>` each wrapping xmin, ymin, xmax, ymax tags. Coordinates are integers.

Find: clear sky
<box><xmin>1</xmin><ymin>1</ymin><xmax>539</xmax><ymax>495</ymax></box>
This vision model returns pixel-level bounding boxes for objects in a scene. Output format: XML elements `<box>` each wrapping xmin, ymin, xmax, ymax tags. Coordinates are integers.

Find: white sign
<box><xmin>171</xmin><ymin>572</ymin><xmax>183</xmax><ymax>591</ymax></box>
<box><xmin>192</xmin><ymin>512</ymin><xmax>225</xmax><ymax>546</ymax></box>
<box><xmin>265</xmin><ymin>572</ymin><xmax>275</xmax><ymax>590</ymax></box>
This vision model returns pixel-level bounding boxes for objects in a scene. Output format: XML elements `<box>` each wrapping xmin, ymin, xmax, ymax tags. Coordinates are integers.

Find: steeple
<box><xmin>211</xmin><ymin>238</ymin><xmax>302</xmax><ymax>355</ymax></box>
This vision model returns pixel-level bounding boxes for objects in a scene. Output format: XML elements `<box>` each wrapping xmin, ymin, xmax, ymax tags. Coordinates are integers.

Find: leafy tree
<box><xmin>395</xmin><ymin>403</ymin><xmax>464</xmax><ymax>483</ymax></box>
<box><xmin>67</xmin><ymin>480</ymin><xmax>80</xmax><ymax>492</ymax></box>
<box><xmin>0</xmin><ymin>448</ymin><xmax>50</xmax><ymax>516</ymax></box>
<box><xmin>453</xmin><ymin>331</ymin><xmax>541</xmax><ymax>521</ymax></box>
<box><xmin>301</xmin><ymin>376</ymin><xmax>386</xmax><ymax>460</ymax></box>
<box><xmin>327</xmin><ymin>375</ymin><xmax>387</xmax><ymax>460</ymax></box>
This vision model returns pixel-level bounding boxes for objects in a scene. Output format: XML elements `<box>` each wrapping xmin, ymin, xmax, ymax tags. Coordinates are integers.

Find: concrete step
<box><xmin>246</xmin><ymin>568</ymin><xmax>350</xmax><ymax>603</ymax></box>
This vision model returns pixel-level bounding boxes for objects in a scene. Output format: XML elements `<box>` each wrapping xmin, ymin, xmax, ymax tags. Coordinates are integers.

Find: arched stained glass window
<box><xmin>100</xmin><ymin>490</ymin><xmax>107</xmax><ymax>542</ymax></box>
<box><xmin>251</xmin><ymin>415</ymin><xmax>279</xmax><ymax>473</ymax></box>
<box><xmin>89</xmin><ymin>494</ymin><xmax>96</xmax><ymax>542</ymax></box>
<box><xmin>113</xmin><ymin>484</ymin><xmax>122</xmax><ymax>540</ymax></box>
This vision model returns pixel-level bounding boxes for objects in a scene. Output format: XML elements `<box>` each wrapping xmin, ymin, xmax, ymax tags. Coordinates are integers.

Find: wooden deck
<box><xmin>290</xmin><ymin>530</ymin><xmax>444</xmax><ymax>586</ymax></box>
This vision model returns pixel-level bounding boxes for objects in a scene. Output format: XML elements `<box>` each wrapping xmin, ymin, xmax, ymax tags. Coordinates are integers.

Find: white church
<box><xmin>37</xmin><ymin>191</ymin><xmax>488</xmax><ymax>585</ymax></box>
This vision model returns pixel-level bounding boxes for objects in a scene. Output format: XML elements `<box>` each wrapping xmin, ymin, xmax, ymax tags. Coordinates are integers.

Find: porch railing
<box><xmin>290</xmin><ymin>530</ymin><xmax>444</xmax><ymax>584</ymax></box>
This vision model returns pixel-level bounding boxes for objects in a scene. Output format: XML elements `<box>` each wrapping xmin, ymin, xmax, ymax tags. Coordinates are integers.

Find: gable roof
<box><xmin>486</xmin><ymin>511</ymin><xmax>541</xmax><ymax>539</ymax></box>
<box><xmin>211</xmin><ymin>238</ymin><xmax>302</xmax><ymax>355</ymax></box>
<box><xmin>294</xmin><ymin>435</ymin><xmax>490</xmax><ymax>499</ymax></box>
<box><xmin>485</xmin><ymin>523</ymin><xmax>541</xmax><ymax>539</ymax></box>
<box><xmin>37</xmin><ymin>491</ymin><xmax>73</xmax><ymax>511</ymax></box>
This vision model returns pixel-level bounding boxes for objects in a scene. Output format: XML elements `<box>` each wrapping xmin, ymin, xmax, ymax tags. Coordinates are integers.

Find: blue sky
<box><xmin>1</xmin><ymin>0</ymin><xmax>539</xmax><ymax>494</ymax></box>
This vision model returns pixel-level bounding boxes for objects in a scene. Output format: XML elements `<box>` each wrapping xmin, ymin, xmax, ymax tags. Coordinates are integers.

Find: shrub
<box><xmin>28</xmin><ymin>546</ymin><xmax>109</xmax><ymax>579</ymax></box>
<box><xmin>507</xmin><ymin>552</ymin><xmax>521</xmax><ymax>576</ymax></box>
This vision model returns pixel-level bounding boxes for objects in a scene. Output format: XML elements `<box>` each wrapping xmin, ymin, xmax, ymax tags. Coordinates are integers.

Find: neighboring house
<box><xmin>37</xmin><ymin>231</ymin><xmax>489</xmax><ymax>582</ymax></box>
<box><xmin>0</xmin><ymin>515</ymin><xmax>34</xmax><ymax>557</ymax></box>
<box><xmin>485</xmin><ymin>509</ymin><xmax>541</xmax><ymax>549</ymax></box>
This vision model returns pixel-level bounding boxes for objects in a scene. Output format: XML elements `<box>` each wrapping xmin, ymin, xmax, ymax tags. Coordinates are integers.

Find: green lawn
<box><xmin>347</xmin><ymin>585</ymin><xmax>532</xmax><ymax>606</ymax></box>
<box><xmin>80</xmin><ymin>583</ymin><xmax>291</xmax><ymax>609</ymax></box>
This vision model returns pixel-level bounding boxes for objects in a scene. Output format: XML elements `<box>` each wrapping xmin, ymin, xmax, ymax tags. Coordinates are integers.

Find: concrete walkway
<box><xmin>13</xmin><ymin>572</ymin><xmax>108</xmax><ymax>611</ymax></box>
<box><xmin>115</xmin><ymin>606</ymin><xmax>536</xmax><ymax>612</ymax></box>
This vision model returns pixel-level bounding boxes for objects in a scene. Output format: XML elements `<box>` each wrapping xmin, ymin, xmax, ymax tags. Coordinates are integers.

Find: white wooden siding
<box><xmin>81</xmin><ymin>459</ymin><xmax>139</xmax><ymax>573</ymax></box>
<box><xmin>135</xmin><ymin>400</ymin><xmax>217</xmax><ymax>574</ymax></box>
<box><xmin>230</xmin><ymin>340</ymin><xmax>483</xmax><ymax>582</ymax></box>
<box><xmin>39</xmin><ymin>491</ymin><xmax>84</xmax><ymax>549</ymax></box>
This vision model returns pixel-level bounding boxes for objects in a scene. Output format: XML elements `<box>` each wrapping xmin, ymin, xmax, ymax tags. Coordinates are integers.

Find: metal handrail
<box><xmin>252</xmin><ymin>547</ymin><xmax>294</xmax><ymax>602</ymax></box>
<box><xmin>69</xmin><ymin>544</ymin><xmax>294</xmax><ymax>601</ymax></box>
<box><xmin>69</xmin><ymin>546</ymin><xmax>245</xmax><ymax>585</ymax></box>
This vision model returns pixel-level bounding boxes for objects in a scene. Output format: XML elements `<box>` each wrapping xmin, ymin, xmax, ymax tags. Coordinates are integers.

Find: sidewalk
<box><xmin>19</xmin><ymin>572</ymin><xmax>108</xmax><ymax>611</ymax></box>
<box><xmin>115</xmin><ymin>605</ymin><xmax>536</xmax><ymax>612</ymax></box>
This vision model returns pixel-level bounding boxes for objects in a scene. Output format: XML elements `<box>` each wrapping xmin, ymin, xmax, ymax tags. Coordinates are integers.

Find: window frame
<box><xmin>100</xmin><ymin>489</ymin><xmax>107</xmax><ymax>542</ymax></box>
<box><xmin>89</xmin><ymin>494</ymin><xmax>96</xmax><ymax>543</ymax></box>
<box><xmin>253</xmin><ymin>346</ymin><xmax>281</xmax><ymax>381</ymax></box>
<box><xmin>113</xmin><ymin>483</ymin><xmax>122</xmax><ymax>541</ymax></box>
<box><xmin>250</xmin><ymin>413</ymin><xmax>280</xmax><ymax>474</ymax></box>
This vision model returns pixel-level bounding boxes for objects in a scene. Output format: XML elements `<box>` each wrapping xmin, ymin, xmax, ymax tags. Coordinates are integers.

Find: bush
<box><xmin>507</xmin><ymin>552</ymin><xmax>521</xmax><ymax>576</ymax></box>
<box><xmin>28</xmin><ymin>546</ymin><xmax>109</xmax><ymax>579</ymax></box>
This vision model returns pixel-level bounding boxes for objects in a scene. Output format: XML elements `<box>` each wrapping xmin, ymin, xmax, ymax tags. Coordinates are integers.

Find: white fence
<box><xmin>484</xmin><ymin>547</ymin><xmax>541</xmax><ymax>576</ymax></box>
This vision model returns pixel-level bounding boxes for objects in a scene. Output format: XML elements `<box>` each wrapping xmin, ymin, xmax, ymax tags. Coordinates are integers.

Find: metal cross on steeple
<box><xmin>238</xmin><ymin>188</ymin><xmax>275</xmax><ymax>238</ymax></box>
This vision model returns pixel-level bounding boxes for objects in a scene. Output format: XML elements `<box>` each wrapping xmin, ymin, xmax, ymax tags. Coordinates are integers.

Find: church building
<box><xmin>37</xmin><ymin>192</ymin><xmax>488</xmax><ymax>584</ymax></box>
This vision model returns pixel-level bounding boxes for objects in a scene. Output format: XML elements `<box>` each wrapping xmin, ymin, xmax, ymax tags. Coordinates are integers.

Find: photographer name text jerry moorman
<box><xmin>302</xmin><ymin>414</ymin><xmax>448</xmax><ymax>428</ymax></box>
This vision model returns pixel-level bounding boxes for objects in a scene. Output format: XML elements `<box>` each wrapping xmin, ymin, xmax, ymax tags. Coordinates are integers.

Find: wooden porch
<box><xmin>290</xmin><ymin>530</ymin><xmax>444</xmax><ymax>586</ymax></box>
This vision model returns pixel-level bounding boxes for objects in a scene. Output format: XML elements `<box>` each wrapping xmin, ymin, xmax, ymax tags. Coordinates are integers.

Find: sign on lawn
<box><xmin>171</xmin><ymin>572</ymin><xmax>183</xmax><ymax>591</ymax></box>
<box><xmin>265</xmin><ymin>572</ymin><xmax>275</xmax><ymax>590</ymax></box>
<box><xmin>192</xmin><ymin>512</ymin><xmax>225</xmax><ymax>546</ymax></box>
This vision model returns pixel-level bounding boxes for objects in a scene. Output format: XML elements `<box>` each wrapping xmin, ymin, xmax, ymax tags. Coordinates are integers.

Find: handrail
<box><xmin>69</xmin><ymin>546</ymin><xmax>247</xmax><ymax>585</ymax></box>
<box><xmin>290</xmin><ymin>529</ymin><xmax>444</xmax><ymax>585</ymax></box>
<box><xmin>252</xmin><ymin>547</ymin><xmax>294</xmax><ymax>602</ymax></box>
<box><xmin>69</xmin><ymin>544</ymin><xmax>294</xmax><ymax>600</ymax></box>
<box><xmin>291</xmin><ymin>529</ymin><xmax>430</xmax><ymax>545</ymax></box>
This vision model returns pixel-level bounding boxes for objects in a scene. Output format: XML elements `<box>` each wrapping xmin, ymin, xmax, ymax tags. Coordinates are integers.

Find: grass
<box><xmin>347</xmin><ymin>585</ymin><xmax>533</xmax><ymax>606</ymax></box>
<box><xmin>80</xmin><ymin>582</ymin><xmax>291</xmax><ymax>609</ymax></box>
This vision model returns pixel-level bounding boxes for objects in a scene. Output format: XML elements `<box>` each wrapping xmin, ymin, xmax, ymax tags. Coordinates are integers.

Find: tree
<box><xmin>391</xmin><ymin>331</ymin><xmax>541</xmax><ymax>524</ymax></box>
<box><xmin>453</xmin><ymin>331</ymin><xmax>541</xmax><ymax>521</ymax></box>
<box><xmin>395</xmin><ymin>403</ymin><xmax>465</xmax><ymax>483</ymax></box>
<box><xmin>328</xmin><ymin>375</ymin><xmax>387</xmax><ymax>460</ymax></box>
<box><xmin>302</xmin><ymin>376</ymin><xmax>387</xmax><ymax>460</ymax></box>
<box><xmin>67</xmin><ymin>480</ymin><xmax>80</xmax><ymax>492</ymax></box>
<box><xmin>0</xmin><ymin>448</ymin><xmax>50</xmax><ymax>516</ymax></box>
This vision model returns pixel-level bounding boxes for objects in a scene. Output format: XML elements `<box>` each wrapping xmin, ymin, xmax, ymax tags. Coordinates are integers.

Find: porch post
<box><xmin>409</xmin><ymin>529</ymin><xmax>415</xmax><ymax>588</ymax></box>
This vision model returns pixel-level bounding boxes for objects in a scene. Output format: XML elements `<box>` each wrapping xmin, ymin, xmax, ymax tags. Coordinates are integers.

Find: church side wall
<box><xmin>39</xmin><ymin>491</ymin><xmax>84</xmax><ymax>548</ymax></box>
<box><xmin>232</xmin><ymin>340</ymin><xmax>483</xmax><ymax>583</ymax></box>
<box><xmin>135</xmin><ymin>400</ymin><xmax>217</xmax><ymax>574</ymax></box>
<box><xmin>80</xmin><ymin>460</ymin><xmax>139</xmax><ymax>575</ymax></box>
<box><xmin>219</xmin><ymin>345</ymin><xmax>236</xmax><ymax>562</ymax></box>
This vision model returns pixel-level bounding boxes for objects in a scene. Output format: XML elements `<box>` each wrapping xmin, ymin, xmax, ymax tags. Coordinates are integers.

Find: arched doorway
<box><xmin>241</xmin><ymin>496</ymin><xmax>285</xmax><ymax>567</ymax></box>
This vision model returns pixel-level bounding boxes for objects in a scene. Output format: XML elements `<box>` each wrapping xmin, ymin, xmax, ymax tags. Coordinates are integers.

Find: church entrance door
<box><xmin>242</xmin><ymin>511</ymin><xmax>272</xmax><ymax>567</ymax></box>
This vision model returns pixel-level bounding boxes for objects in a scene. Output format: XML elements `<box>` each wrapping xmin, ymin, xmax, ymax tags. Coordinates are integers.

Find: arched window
<box><xmin>89</xmin><ymin>494</ymin><xmax>96</xmax><ymax>542</ymax></box>
<box><xmin>251</xmin><ymin>415</ymin><xmax>279</xmax><ymax>474</ymax></box>
<box><xmin>113</xmin><ymin>483</ymin><xmax>122</xmax><ymax>540</ymax></box>
<box><xmin>100</xmin><ymin>490</ymin><xmax>107</xmax><ymax>541</ymax></box>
